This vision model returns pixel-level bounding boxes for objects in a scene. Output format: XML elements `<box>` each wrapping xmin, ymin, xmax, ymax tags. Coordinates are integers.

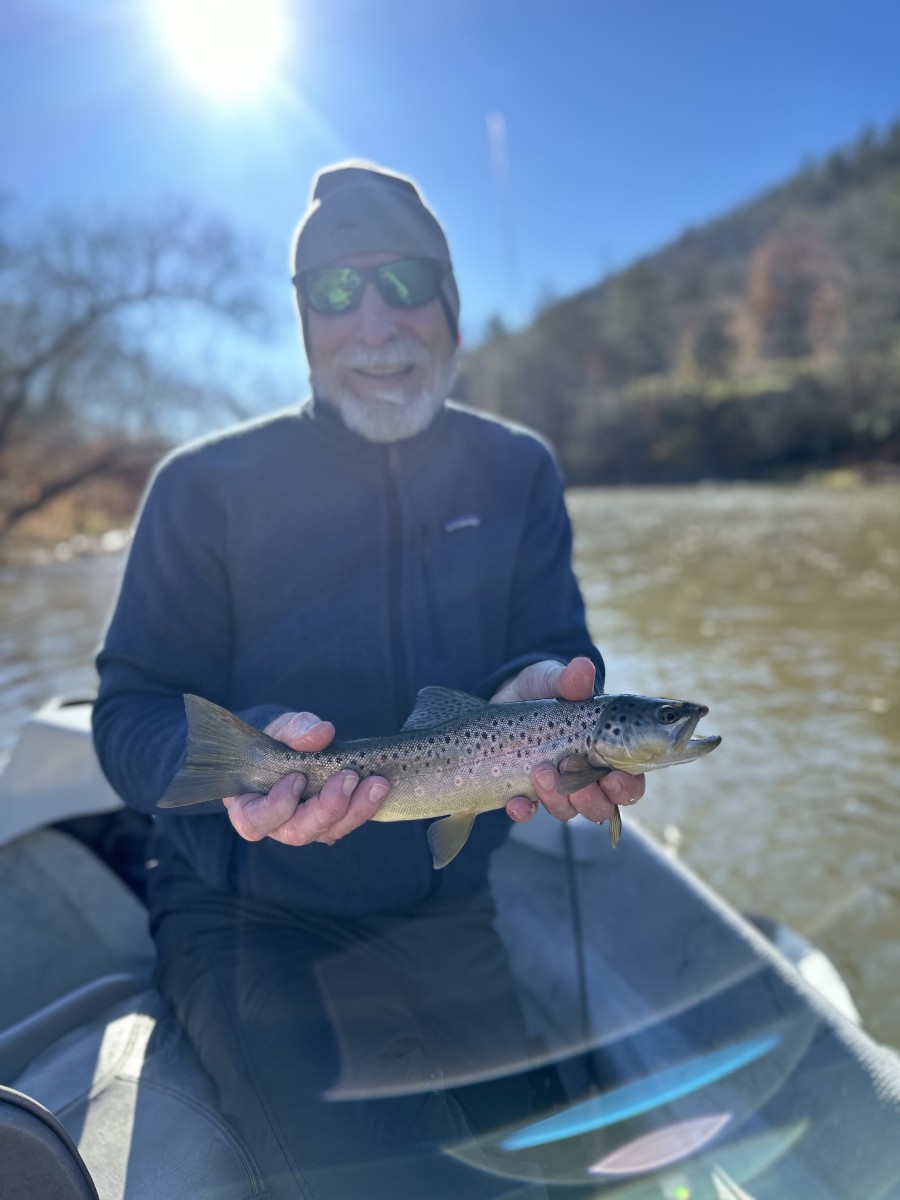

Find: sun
<box><xmin>153</xmin><ymin>0</ymin><xmax>290</xmax><ymax>103</ymax></box>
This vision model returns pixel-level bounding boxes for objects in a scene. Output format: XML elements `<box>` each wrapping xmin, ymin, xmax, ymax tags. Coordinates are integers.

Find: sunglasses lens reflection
<box><xmin>306</xmin><ymin>267</ymin><xmax>363</xmax><ymax>313</ymax></box>
<box><xmin>302</xmin><ymin>259</ymin><xmax>442</xmax><ymax>314</ymax></box>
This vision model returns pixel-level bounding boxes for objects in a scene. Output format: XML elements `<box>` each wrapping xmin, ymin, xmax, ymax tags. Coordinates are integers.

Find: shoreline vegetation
<box><xmin>8</xmin><ymin>469</ymin><xmax>898</xmax><ymax>568</ymax></box>
<box><xmin>2</xmin><ymin>123</ymin><xmax>899</xmax><ymax>561</ymax></box>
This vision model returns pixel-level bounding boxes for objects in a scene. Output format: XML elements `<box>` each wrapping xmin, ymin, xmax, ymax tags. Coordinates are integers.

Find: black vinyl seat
<box><xmin>1</xmin><ymin>981</ymin><xmax>265</xmax><ymax>1200</ymax></box>
<box><xmin>0</xmin><ymin>1084</ymin><xmax>99</xmax><ymax>1200</ymax></box>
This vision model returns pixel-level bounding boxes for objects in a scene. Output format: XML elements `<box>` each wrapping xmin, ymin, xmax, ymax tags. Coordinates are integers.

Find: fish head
<box><xmin>587</xmin><ymin>695</ymin><xmax>721</xmax><ymax>773</ymax></box>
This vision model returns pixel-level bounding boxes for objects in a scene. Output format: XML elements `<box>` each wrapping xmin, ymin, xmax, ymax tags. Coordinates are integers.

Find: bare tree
<box><xmin>0</xmin><ymin>200</ymin><xmax>273</xmax><ymax>542</ymax></box>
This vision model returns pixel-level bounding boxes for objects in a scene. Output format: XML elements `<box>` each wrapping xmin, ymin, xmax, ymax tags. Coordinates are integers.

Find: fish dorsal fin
<box><xmin>401</xmin><ymin>687</ymin><xmax>488</xmax><ymax>731</ymax></box>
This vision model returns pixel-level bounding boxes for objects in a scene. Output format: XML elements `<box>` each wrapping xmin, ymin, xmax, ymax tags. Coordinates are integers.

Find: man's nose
<box><xmin>354</xmin><ymin>281</ymin><xmax>399</xmax><ymax>343</ymax></box>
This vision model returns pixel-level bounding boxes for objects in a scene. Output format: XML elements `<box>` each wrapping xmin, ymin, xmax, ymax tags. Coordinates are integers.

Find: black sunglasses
<box><xmin>293</xmin><ymin>257</ymin><xmax>446</xmax><ymax>315</ymax></box>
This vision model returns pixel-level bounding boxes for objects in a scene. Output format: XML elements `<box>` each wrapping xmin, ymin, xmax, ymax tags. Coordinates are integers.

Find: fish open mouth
<box><xmin>686</xmin><ymin>734</ymin><xmax>722</xmax><ymax>754</ymax></box>
<box><xmin>673</xmin><ymin>706</ymin><xmax>720</xmax><ymax>757</ymax></box>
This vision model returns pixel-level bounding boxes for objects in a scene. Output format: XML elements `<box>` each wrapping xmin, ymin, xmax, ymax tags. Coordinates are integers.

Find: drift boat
<box><xmin>1</xmin><ymin>697</ymin><xmax>898</xmax><ymax>1199</ymax></box>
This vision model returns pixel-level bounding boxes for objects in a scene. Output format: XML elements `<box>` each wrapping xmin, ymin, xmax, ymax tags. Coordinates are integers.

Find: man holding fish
<box><xmin>93</xmin><ymin>163</ymin><xmax>655</xmax><ymax>1198</ymax></box>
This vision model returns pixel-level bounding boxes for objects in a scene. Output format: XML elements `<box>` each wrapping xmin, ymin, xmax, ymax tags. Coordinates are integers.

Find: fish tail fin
<box><xmin>158</xmin><ymin>694</ymin><xmax>259</xmax><ymax>808</ymax></box>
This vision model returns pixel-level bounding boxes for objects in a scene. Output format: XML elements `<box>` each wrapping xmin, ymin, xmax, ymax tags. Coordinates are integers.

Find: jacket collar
<box><xmin>301</xmin><ymin>395</ymin><xmax>451</xmax><ymax>466</ymax></box>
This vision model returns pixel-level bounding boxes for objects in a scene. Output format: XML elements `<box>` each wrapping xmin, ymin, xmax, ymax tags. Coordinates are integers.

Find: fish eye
<box><xmin>658</xmin><ymin>705</ymin><xmax>679</xmax><ymax>724</ymax></box>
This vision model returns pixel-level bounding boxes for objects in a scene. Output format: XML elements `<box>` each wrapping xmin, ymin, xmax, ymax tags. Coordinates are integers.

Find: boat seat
<box><xmin>0</xmin><ymin>1085</ymin><xmax>99</xmax><ymax>1200</ymax></box>
<box><xmin>0</xmin><ymin>828</ymin><xmax>155</xmax><ymax>1031</ymax></box>
<box><xmin>0</xmin><ymin>828</ymin><xmax>264</xmax><ymax>1199</ymax></box>
<box><xmin>0</xmin><ymin>974</ymin><xmax>148</xmax><ymax>1083</ymax></box>
<box><xmin>6</xmin><ymin>982</ymin><xmax>265</xmax><ymax>1200</ymax></box>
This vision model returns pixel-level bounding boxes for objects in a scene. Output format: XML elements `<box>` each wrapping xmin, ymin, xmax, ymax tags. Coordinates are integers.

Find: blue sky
<box><xmin>3</xmin><ymin>0</ymin><xmax>899</xmax><ymax>405</ymax></box>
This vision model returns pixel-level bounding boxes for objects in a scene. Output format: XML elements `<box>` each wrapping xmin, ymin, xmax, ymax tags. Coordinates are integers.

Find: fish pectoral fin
<box><xmin>401</xmin><ymin>687</ymin><xmax>488</xmax><ymax>731</ymax></box>
<box><xmin>427</xmin><ymin>812</ymin><xmax>477</xmax><ymax>869</ymax></box>
<box><xmin>555</xmin><ymin>756</ymin><xmax>623</xmax><ymax>848</ymax></box>
<box><xmin>556</xmin><ymin>756</ymin><xmax>612</xmax><ymax>795</ymax></box>
<box><xmin>609</xmin><ymin>805</ymin><xmax>622</xmax><ymax>849</ymax></box>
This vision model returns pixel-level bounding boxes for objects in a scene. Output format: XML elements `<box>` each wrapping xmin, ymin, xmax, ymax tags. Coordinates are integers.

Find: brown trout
<box><xmin>158</xmin><ymin>688</ymin><xmax>721</xmax><ymax>867</ymax></box>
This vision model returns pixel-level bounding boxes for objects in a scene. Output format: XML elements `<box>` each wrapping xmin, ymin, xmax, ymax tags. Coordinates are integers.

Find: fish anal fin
<box><xmin>426</xmin><ymin>812</ymin><xmax>477</xmax><ymax>869</ymax></box>
<box><xmin>401</xmin><ymin>687</ymin><xmax>487</xmax><ymax>731</ymax></box>
<box><xmin>557</xmin><ymin>755</ymin><xmax>612</xmax><ymax>795</ymax></box>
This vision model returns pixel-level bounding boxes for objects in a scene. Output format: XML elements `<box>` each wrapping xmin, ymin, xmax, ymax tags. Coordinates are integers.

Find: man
<box><xmin>93</xmin><ymin>161</ymin><xmax>644</xmax><ymax>1199</ymax></box>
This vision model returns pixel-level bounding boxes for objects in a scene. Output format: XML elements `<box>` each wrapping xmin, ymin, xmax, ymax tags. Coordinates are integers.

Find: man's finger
<box><xmin>530</xmin><ymin>763</ymin><xmax>578</xmax><ymax>821</ymax></box>
<box><xmin>490</xmin><ymin>662</ymin><xmax>563</xmax><ymax>705</ymax></box>
<box><xmin>225</xmin><ymin>772</ymin><xmax>306</xmax><ymax>841</ymax></box>
<box><xmin>566</xmin><ymin>785</ymin><xmax>618</xmax><ymax>826</ymax></box>
<box><xmin>598</xmin><ymin>771</ymin><xmax>645</xmax><ymax>807</ymax></box>
<box><xmin>492</xmin><ymin>656</ymin><xmax>597</xmax><ymax>704</ymax></box>
<box><xmin>314</xmin><ymin>775</ymin><xmax>390</xmax><ymax>843</ymax></box>
<box><xmin>269</xmin><ymin>770</ymin><xmax>359</xmax><ymax>846</ymax></box>
<box><xmin>506</xmin><ymin>795</ymin><xmax>538</xmax><ymax>822</ymax></box>
<box><xmin>554</xmin><ymin>656</ymin><xmax>596</xmax><ymax>701</ymax></box>
<box><xmin>265</xmin><ymin>713</ymin><xmax>336</xmax><ymax>753</ymax></box>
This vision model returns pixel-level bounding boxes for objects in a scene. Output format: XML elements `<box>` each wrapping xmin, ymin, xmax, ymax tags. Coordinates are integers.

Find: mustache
<box><xmin>333</xmin><ymin>339</ymin><xmax>430</xmax><ymax>371</ymax></box>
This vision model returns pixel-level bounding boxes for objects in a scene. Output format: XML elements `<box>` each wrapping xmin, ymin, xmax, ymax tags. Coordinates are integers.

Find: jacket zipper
<box><xmin>385</xmin><ymin>446</ymin><xmax>409</xmax><ymax>727</ymax></box>
<box><xmin>387</xmin><ymin>451</ymin><xmax>445</xmax><ymax>891</ymax></box>
<box><xmin>421</xmin><ymin>527</ymin><xmax>446</xmax><ymax>658</ymax></box>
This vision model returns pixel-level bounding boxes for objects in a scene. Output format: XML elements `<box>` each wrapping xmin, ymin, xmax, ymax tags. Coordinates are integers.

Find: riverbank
<box><xmin>0</xmin><ymin>488</ymin><xmax>135</xmax><ymax>565</ymax></box>
<box><xmin>4</xmin><ymin>462</ymin><xmax>897</xmax><ymax>566</ymax></box>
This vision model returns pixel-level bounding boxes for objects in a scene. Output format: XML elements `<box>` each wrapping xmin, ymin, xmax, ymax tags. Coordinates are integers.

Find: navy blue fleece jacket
<box><xmin>93</xmin><ymin>399</ymin><xmax>604</xmax><ymax>915</ymax></box>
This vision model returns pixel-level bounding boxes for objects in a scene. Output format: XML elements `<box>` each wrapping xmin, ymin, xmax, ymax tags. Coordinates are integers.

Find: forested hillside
<box><xmin>457</xmin><ymin>122</ymin><xmax>900</xmax><ymax>482</ymax></box>
<box><xmin>4</xmin><ymin>124</ymin><xmax>899</xmax><ymax>555</ymax></box>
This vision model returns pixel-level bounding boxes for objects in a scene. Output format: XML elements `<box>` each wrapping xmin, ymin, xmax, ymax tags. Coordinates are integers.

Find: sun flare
<box><xmin>153</xmin><ymin>0</ymin><xmax>289</xmax><ymax>102</ymax></box>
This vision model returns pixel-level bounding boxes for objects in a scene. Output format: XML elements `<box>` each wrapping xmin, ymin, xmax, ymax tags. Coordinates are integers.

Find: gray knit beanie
<box><xmin>292</xmin><ymin>160</ymin><xmax>460</xmax><ymax>343</ymax></box>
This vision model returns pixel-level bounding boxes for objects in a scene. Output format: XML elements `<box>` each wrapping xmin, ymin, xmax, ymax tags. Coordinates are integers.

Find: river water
<box><xmin>1</xmin><ymin>482</ymin><xmax>898</xmax><ymax>1046</ymax></box>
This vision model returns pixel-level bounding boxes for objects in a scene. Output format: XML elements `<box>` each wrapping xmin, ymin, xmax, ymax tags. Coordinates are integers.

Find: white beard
<box><xmin>311</xmin><ymin>345</ymin><xmax>459</xmax><ymax>443</ymax></box>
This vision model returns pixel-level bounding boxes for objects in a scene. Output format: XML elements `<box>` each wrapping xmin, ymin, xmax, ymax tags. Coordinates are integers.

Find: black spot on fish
<box><xmin>613</xmin><ymin>728</ymin><xmax>621</xmax><ymax>736</ymax></box>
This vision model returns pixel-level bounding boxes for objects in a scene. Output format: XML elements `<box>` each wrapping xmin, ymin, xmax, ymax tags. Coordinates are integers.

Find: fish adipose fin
<box><xmin>427</xmin><ymin>812</ymin><xmax>477</xmax><ymax>869</ymax></box>
<box><xmin>557</xmin><ymin>756</ymin><xmax>612</xmax><ymax>794</ymax></box>
<box><xmin>401</xmin><ymin>687</ymin><xmax>488</xmax><ymax>731</ymax></box>
<box><xmin>159</xmin><ymin>694</ymin><xmax>271</xmax><ymax>808</ymax></box>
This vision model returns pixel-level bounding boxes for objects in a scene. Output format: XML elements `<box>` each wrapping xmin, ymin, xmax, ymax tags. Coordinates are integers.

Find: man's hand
<box><xmin>492</xmin><ymin>657</ymin><xmax>645</xmax><ymax>828</ymax></box>
<box><xmin>223</xmin><ymin>711</ymin><xmax>389</xmax><ymax>846</ymax></box>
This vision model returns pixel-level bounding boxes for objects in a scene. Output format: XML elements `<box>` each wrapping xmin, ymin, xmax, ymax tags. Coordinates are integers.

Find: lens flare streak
<box><xmin>499</xmin><ymin>1031</ymin><xmax>781</xmax><ymax>1152</ymax></box>
<box><xmin>588</xmin><ymin>1112</ymin><xmax>734</xmax><ymax>1175</ymax></box>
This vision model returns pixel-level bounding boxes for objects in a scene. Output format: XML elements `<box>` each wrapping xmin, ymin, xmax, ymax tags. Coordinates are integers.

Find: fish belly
<box><xmin>371</xmin><ymin>748</ymin><xmax>546</xmax><ymax>823</ymax></box>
